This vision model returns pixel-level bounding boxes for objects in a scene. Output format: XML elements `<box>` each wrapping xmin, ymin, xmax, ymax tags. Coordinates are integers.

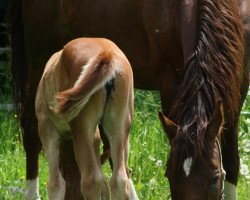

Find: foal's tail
<box><xmin>55</xmin><ymin>52</ymin><xmax>116</xmax><ymax>121</ymax></box>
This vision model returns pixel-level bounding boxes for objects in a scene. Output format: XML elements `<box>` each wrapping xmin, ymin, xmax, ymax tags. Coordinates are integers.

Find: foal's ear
<box><xmin>159</xmin><ymin>112</ymin><xmax>177</xmax><ymax>141</ymax></box>
<box><xmin>207</xmin><ymin>100</ymin><xmax>224</xmax><ymax>141</ymax></box>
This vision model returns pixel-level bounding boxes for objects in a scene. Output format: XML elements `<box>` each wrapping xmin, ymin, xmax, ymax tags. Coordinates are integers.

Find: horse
<box><xmin>35</xmin><ymin>37</ymin><xmax>137</xmax><ymax>200</ymax></box>
<box><xmin>6</xmin><ymin>0</ymin><xmax>250</xmax><ymax>199</ymax></box>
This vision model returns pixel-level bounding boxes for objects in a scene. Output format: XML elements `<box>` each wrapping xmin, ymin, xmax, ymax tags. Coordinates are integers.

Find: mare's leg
<box><xmin>22</xmin><ymin>111</ymin><xmax>41</xmax><ymax>200</ymax></box>
<box><xmin>222</xmin><ymin>77</ymin><xmax>249</xmax><ymax>200</ymax></box>
<box><xmin>222</xmin><ymin>122</ymin><xmax>239</xmax><ymax>200</ymax></box>
<box><xmin>21</xmin><ymin>91</ymin><xmax>42</xmax><ymax>200</ymax></box>
<box><xmin>37</xmin><ymin>116</ymin><xmax>66</xmax><ymax>199</ymax></box>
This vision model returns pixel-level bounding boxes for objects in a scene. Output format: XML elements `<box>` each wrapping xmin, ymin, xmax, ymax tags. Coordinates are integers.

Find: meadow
<box><xmin>0</xmin><ymin>60</ymin><xmax>250</xmax><ymax>199</ymax></box>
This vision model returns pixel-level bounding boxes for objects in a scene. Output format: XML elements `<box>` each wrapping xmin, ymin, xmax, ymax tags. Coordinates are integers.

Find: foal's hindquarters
<box><xmin>35</xmin><ymin>38</ymin><xmax>138</xmax><ymax>200</ymax></box>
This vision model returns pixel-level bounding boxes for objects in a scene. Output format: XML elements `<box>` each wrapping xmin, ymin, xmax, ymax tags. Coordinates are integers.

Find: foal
<box><xmin>35</xmin><ymin>38</ymin><xmax>138</xmax><ymax>200</ymax></box>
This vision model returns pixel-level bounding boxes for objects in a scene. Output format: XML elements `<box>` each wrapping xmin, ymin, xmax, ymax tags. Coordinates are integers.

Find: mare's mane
<box><xmin>169</xmin><ymin>0</ymin><xmax>243</xmax><ymax>172</ymax></box>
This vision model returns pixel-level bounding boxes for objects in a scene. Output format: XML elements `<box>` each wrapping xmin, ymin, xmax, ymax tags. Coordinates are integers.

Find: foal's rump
<box><xmin>52</xmin><ymin>38</ymin><xmax>132</xmax><ymax>122</ymax></box>
<box><xmin>55</xmin><ymin>52</ymin><xmax>115</xmax><ymax>121</ymax></box>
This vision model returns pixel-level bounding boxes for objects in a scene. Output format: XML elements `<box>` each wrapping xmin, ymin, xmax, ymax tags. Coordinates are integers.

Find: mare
<box><xmin>35</xmin><ymin>37</ymin><xmax>137</xmax><ymax>200</ymax></box>
<box><xmin>6</xmin><ymin>0</ymin><xmax>250</xmax><ymax>199</ymax></box>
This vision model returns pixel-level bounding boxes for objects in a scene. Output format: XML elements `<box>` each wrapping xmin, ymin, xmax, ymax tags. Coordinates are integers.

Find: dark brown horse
<box><xmin>6</xmin><ymin>0</ymin><xmax>250</xmax><ymax>199</ymax></box>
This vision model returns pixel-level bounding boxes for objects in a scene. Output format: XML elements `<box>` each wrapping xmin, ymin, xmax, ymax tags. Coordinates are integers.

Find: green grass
<box><xmin>0</xmin><ymin>89</ymin><xmax>250</xmax><ymax>199</ymax></box>
<box><xmin>0</xmin><ymin>56</ymin><xmax>250</xmax><ymax>199</ymax></box>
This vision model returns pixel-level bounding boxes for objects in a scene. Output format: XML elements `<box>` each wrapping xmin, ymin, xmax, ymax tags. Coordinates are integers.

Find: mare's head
<box><xmin>159</xmin><ymin>102</ymin><xmax>225</xmax><ymax>200</ymax></box>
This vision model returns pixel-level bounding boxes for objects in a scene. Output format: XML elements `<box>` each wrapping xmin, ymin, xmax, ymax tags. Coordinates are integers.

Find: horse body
<box><xmin>36</xmin><ymin>38</ymin><xmax>137</xmax><ymax>200</ymax></box>
<box><xmin>22</xmin><ymin>0</ymin><xmax>199</xmax><ymax>116</ymax></box>
<box><xmin>6</xmin><ymin>0</ymin><xmax>250</xmax><ymax>199</ymax></box>
<box><xmin>22</xmin><ymin>0</ymin><xmax>192</xmax><ymax>90</ymax></box>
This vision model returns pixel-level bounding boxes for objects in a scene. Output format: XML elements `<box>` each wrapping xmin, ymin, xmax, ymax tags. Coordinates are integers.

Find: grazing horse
<box><xmin>6</xmin><ymin>0</ymin><xmax>250</xmax><ymax>199</ymax></box>
<box><xmin>35</xmin><ymin>38</ymin><xmax>138</xmax><ymax>200</ymax></box>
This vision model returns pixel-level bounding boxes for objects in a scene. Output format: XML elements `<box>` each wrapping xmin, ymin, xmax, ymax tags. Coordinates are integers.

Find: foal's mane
<box><xmin>169</xmin><ymin>0</ymin><xmax>243</xmax><ymax>170</ymax></box>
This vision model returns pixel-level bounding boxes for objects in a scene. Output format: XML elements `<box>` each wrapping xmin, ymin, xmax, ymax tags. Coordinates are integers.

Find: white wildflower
<box><xmin>242</xmin><ymin>156</ymin><xmax>249</xmax><ymax>162</ymax></box>
<box><xmin>240</xmin><ymin>164</ymin><xmax>249</xmax><ymax>176</ymax></box>
<box><xmin>149</xmin><ymin>178</ymin><xmax>156</xmax><ymax>186</ymax></box>
<box><xmin>156</xmin><ymin>160</ymin><xmax>163</xmax><ymax>167</ymax></box>
<box><xmin>242</xmin><ymin>139</ymin><xmax>250</xmax><ymax>153</ymax></box>
<box><xmin>149</xmin><ymin>155</ymin><xmax>156</xmax><ymax>161</ymax></box>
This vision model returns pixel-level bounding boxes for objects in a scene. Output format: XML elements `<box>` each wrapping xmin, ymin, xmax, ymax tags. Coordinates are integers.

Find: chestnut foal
<box><xmin>35</xmin><ymin>38</ymin><xmax>138</xmax><ymax>200</ymax></box>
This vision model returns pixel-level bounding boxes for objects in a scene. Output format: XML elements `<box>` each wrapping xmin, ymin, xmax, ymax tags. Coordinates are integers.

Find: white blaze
<box><xmin>183</xmin><ymin>157</ymin><xmax>193</xmax><ymax>177</ymax></box>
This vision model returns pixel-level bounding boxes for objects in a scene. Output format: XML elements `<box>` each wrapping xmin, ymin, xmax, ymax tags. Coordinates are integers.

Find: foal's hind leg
<box><xmin>70</xmin><ymin>122</ymin><xmax>107</xmax><ymax>200</ymax></box>
<box><xmin>100</xmin><ymin>122</ymin><xmax>138</xmax><ymax>200</ymax></box>
<box><xmin>101</xmin><ymin>124</ymin><xmax>130</xmax><ymax>200</ymax></box>
<box><xmin>38</xmin><ymin>117</ymin><xmax>66</xmax><ymax>200</ymax></box>
<box><xmin>67</xmin><ymin>87</ymin><xmax>110</xmax><ymax>199</ymax></box>
<box><xmin>102</xmin><ymin>106</ymin><xmax>138</xmax><ymax>199</ymax></box>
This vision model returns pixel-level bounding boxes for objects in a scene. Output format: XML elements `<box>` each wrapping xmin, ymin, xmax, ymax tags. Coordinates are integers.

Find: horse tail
<box><xmin>6</xmin><ymin>0</ymin><xmax>28</xmax><ymax>114</ymax></box>
<box><xmin>55</xmin><ymin>52</ymin><xmax>116</xmax><ymax>121</ymax></box>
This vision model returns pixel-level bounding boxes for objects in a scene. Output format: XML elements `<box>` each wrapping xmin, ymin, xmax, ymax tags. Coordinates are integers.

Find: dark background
<box><xmin>0</xmin><ymin>0</ymin><xmax>10</xmax><ymax>98</ymax></box>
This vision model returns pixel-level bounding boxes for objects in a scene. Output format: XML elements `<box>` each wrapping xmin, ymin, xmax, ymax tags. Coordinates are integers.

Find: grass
<box><xmin>0</xmin><ymin>58</ymin><xmax>250</xmax><ymax>199</ymax></box>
